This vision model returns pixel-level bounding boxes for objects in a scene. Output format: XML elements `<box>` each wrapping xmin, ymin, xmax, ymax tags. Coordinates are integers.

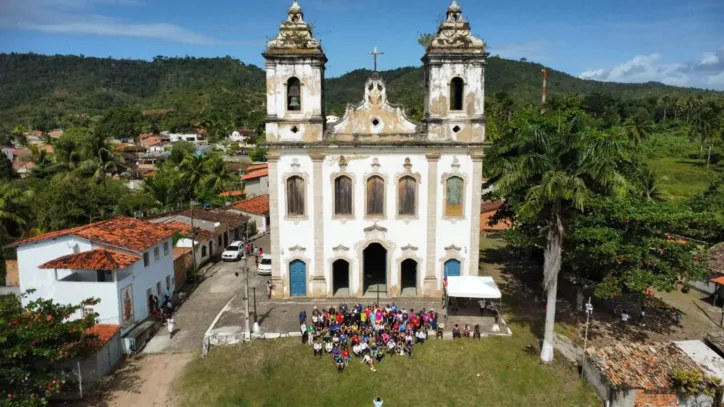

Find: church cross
<box><xmin>369</xmin><ymin>46</ymin><xmax>384</xmax><ymax>72</ymax></box>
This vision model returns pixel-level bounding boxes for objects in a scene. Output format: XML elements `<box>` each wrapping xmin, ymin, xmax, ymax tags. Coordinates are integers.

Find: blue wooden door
<box><xmin>290</xmin><ymin>260</ymin><xmax>307</xmax><ymax>297</ymax></box>
<box><xmin>444</xmin><ymin>259</ymin><xmax>461</xmax><ymax>277</ymax></box>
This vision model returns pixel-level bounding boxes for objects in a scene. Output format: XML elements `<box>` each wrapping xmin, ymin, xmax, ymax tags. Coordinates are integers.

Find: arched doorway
<box><xmin>400</xmin><ymin>259</ymin><xmax>417</xmax><ymax>296</ymax></box>
<box><xmin>289</xmin><ymin>260</ymin><xmax>307</xmax><ymax>297</ymax></box>
<box><xmin>363</xmin><ymin>243</ymin><xmax>387</xmax><ymax>296</ymax></box>
<box><xmin>332</xmin><ymin>259</ymin><xmax>350</xmax><ymax>297</ymax></box>
<box><xmin>444</xmin><ymin>259</ymin><xmax>461</xmax><ymax>277</ymax></box>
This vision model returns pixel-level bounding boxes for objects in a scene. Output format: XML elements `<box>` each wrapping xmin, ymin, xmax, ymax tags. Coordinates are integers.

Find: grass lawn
<box><xmin>647</xmin><ymin>157</ymin><xmax>717</xmax><ymax>201</ymax></box>
<box><xmin>178</xmin><ymin>330</ymin><xmax>599</xmax><ymax>407</ymax></box>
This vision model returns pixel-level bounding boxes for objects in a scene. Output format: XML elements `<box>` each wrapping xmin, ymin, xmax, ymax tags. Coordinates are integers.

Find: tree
<box><xmin>249</xmin><ymin>147</ymin><xmax>267</xmax><ymax>163</ymax></box>
<box><xmin>0</xmin><ymin>152</ymin><xmax>15</xmax><ymax>180</ymax></box>
<box><xmin>95</xmin><ymin>108</ymin><xmax>143</xmax><ymax>142</ymax></box>
<box><xmin>76</xmin><ymin>133</ymin><xmax>125</xmax><ymax>188</ymax></box>
<box><xmin>689</xmin><ymin>104</ymin><xmax>720</xmax><ymax>167</ymax></box>
<box><xmin>0</xmin><ymin>292</ymin><xmax>100</xmax><ymax>405</ymax></box>
<box><xmin>203</xmin><ymin>155</ymin><xmax>238</xmax><ymax>192</ymax></box>
<box><xmin>486</xmin><ymin>108</ymin><xmax>628</xmax><ymax>362</ymax></box>
<box><xmin>179</xmin><ymin>154</ymin><xmax>209</xmax><ymax>200</ymax></box>
<box><xmin>622</xmin><ymin>108</ymin><xmax>653</xmax><ymax>145</ymax></box>
<box><xmin>417</xmin><ymin>33</ymin><xmax>435</xmax><ymax>49</ymax></box>
<box><xmin>35</xmin><ymin>177</ymin><xmax>126</xmax><ymax>230</ymax></box>
<box><xmin>141</xmin><ymin>168</ymin><xmax>183</xmax><ymax>211</ymax></box>
<box><xmin>0</xmin><ymin>183</ymin><xmax>34</xmax><ymax>240</ymax></box>
<box><xmin>636</xmin><ymin>166</ymin><xmax>669</xmax><ymax>202</ymax></box>
<box><xmin>11</xmin><ymin>125</ymin><xmax>28</xmax><ymax>147</ymax></box>
<box><xmin>167</xmin><ymin>141</ymin><xmax>196</xmax><ymax>167</ymax></box>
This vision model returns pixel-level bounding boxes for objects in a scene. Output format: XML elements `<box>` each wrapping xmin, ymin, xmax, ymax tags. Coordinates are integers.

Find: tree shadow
<box><xmin>59</xmin><ymin>355</ymin><xmax>145</xmax><ymax>407</ymax></box>
<box><xmin>481</xmin><ymin>242</ymin><xmax>686</xmax><ymax>347</ymax></box>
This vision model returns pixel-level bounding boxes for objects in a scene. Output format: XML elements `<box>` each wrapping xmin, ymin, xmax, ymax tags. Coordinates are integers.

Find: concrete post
<box><xmin>424</xmin><ymin>152</ymin><xmax>440</xmax><ymax>297</ymax></box>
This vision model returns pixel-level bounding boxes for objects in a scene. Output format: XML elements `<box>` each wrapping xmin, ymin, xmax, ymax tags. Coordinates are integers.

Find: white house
<box><xmin>263</xmin><ymin>1</ymin><xmax>485</xmax><ymax>298</ymax></box>
<box><xmin>242</xmin><ymin>164</ymin><xmax>269</xmax><ymax>196</ymax></box>
<box><xmin>170</xmin><ymin>133</ymin><xmax>201</xmax><ymax>143</ymax></box>
<box><xmin>9</xmin><ymin>217</ymin><xmax>177</xmax><ymax>352</ymax></box>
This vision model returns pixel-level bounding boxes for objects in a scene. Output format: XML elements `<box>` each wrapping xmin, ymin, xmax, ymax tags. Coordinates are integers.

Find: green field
<box><xmin>647</xmin><ymin>157</ymin><xmax>717</xmax><ymax>201</ymax></box>
<box><xmin>178</xmin><ymin>329</ymin><xmax>599</xmax><ymax>407</ymax></box>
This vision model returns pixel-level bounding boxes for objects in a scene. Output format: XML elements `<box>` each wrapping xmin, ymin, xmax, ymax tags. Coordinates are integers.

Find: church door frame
<box><xmin>289</xmin><ymin>260</ymin><xmax>307</xmax><ymax>297</ymax></box>
<box><xmin>331</xmin><ymin>259</ymin><xmax>350</xmax><ymax>297</ymax></box>
<box><xmin>444</xmin><ymin>258</ymin><xmax>462</xmax><ymax>278</ymax></box>
<box><xmin>399</xmin><ymin>258</ymin><xmax>418</xmax><ymax>296</ymax></box>
<box><xmin>359</xmin><ymin>240</ymin><xmax>393</xmax><ymax>297</ymax></box>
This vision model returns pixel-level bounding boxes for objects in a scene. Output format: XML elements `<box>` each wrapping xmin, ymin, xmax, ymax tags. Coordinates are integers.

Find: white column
<box><xmin>423</xmin><ymin>152</ymin><xmax>440</xmax><ymax>297</ymax></box>
<box><xmin>469</xmin><ymin>150</ymin><xmax>484</xmax><ymax>276</ymax></box>
<box><xmin>309</xmin><ymin>152</ymin><xmax>327</xmax><ymax>297</ymax></box>
<box><xmin>268</xmin><ymin>153</ymin><xmax>284</xmax><ymax>298</ymax></box>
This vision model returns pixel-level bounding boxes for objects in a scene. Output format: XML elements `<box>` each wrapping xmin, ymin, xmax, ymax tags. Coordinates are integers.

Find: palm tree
<box><xmin>689</xmin><ymin>104</ymin><xmax>720</xmax><ymax>167</ymax></box>
<box><xmin>203</xmin><ymin>155</ymin><xmax>238</xmax><ymax>192</ymax></box>
<box><xmin>637</xmin><ymin>167</ymin><xmax>669</xmax><ymax>201</ymax></box>
<box><xmin>623</xmin><ymin>112</ymin><xmax>653</xmax><ymax>145</ymax></box>
<box><xmin>657</xmin><ymin>95</ymin><xmax>671</xmax><ymax>122</ymax></box>
<box><xmin>487</xmin><ymin>109</ymin><xmax>627</xmax><ymax>363</ymax></box>
<box><xmin>142</xmin><ymin>169</ymin><xmax>182</xmax><ymax>211</ymax></box>
<box><xmin>77</xmin><ymin>134</ymin><xmax>125</xmax><ymax>187</ymax></box>
<box><xmin>179</xmin><ymin>154</ymin><xmax>209</xmax><ymax>199</ymax></box>
<box><xmin>0</xmin><ymin>184</ymin><xmax>34</xmax><ymax>240</ymax></box>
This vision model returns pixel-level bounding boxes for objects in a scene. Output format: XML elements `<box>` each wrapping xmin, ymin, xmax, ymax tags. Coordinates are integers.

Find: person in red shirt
<box><xmin>352</xmin><ymin>335</ymin><xmax>360</xmax><ymax>345</ymax></box>
<box><xmin>342</xmin><ymin>347</ymin><xmax>350</xmax><ymax>364</ymax></box>
<box><xmin>335</xmin><ymin>312</ymin><xmax>344</xmax><ymax>324</ymax></box>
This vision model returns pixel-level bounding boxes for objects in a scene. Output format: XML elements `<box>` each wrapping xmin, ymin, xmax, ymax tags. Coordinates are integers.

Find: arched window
<box><xmin>334</xmin><ymin>176</ymin><xmax>353</xmax><ymax>215</ymax></box>
<box><xmin>398</xmin><ymin>176</ymin><xmax>416</xmax><ymax>215</ymax></box>
<box><xmin>366</xmin><ymin>176</ymin><xmax>385</xmax><ymax>216</ymax></box>
<box><xmin>450</xmin><ymin>77</ymin><xmax>464</xmax><ymax>111</ymax></box>
<box><xmin>286</xmin><ymin>176</ymin><xmax>305</xmax><ymax>215</ymax></box>
<box><xmin>287</xmin><ymin>77</ymin><xmax>301</xmax><ymax>111</ymax></box>
<box><xmin>201</xmin><ymin>245</ymin><xmax>208</xmax><ymax>258</ymax></box>
<box><xmin>445</xmin><ymin>176</ymin><xmax>464</xmax><ymax>216</ymax></box>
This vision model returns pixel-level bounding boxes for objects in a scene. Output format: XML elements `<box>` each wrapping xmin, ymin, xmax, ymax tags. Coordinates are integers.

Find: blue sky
<box><xmin>1</xmin><ymin>0</ymin><xmax>723</xmax><ymax>89</ymax></box>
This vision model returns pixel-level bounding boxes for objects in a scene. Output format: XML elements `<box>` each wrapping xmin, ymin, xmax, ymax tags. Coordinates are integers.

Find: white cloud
<box><xmin>578</xmin><ymin>46</ymin><xmax>724</xmax><ymax>90</ymax></box>
<box><xmin>0</xmin><ymin>0</ymin><xmax>235</xmax><ymax>45</ymax></box>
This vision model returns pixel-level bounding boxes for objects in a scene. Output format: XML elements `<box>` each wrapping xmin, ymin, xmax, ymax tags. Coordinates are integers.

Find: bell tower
<box><xmin>263</xmin><ymin>0</ymin><xmax>327</xmax><ymax>143</ymax></box>
<box><xmin>422</xmin><ymin>0</ymin><xmax>486</xmax><ymax>142</ymax></box>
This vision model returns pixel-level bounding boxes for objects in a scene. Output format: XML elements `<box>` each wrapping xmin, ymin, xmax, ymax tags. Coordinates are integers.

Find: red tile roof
<box><xmin>242</xmin><ymin>169</ymin><xmax>268</xmax><ymax>181</ymax></box>
<box><xmin>162</xmin><ymin>221</ymin><xmax>215</xmax><ymax>243</ymax></box>
<box><xmin>481</xmin><ymin>200</ymin><xmax>505</xmax><ymax>213</ymax></box>
<box><xmin>246</xmin><ymin>163</ymin><xmax>268</xmax><ymax>172</ymax></box>
<box><xmin>7</xmin><ymin>217</ymin><xmax>175</xmax><ymax>252</ymax></box>
<box><xmin>39</xmin><ymin>249</ymin><xmax>140</xmax><ymax>270</ymax></box>
<box><xmin>233</xmin><ymin>195</ymin><xmax>270</xmax><ymax>215</ymax></box>
<box><xmin>585</xmin><ymin>342</ymin><xmax>703</xmax><ymax>391</ymax></box>
<box><xmin>84</xmin><ymin>324</ymin><xmax>121</xmax><ymax>348</ymax></box>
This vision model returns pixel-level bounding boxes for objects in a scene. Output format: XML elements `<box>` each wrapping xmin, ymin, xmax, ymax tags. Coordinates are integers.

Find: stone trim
<box><xmin>284</xmin><ymin>249</ymin><xmax>312</xmax><ymax>298</ymax></box>
<box><xmin>469</xmin><ymin>152</ymin><xmax>484</xmax><ymax>276</ymax></box>
<box><xmin>265</xmin><ymin>115</ymin><xmax>326</xmax><ymax>124</ymax></box>
<box><xmin>394</xmin><ymin>157</ymin><xmax>422</xmax><ymax>221</ymax></box>
<box><xmin>441</xmin><ymin>157</ymin><xmax>468</xmax><ymax>222</ymax></box>
<box><xmin>330</xmin><ymin>156</ymin><xmax>357</xmax><ymax>221</ymax></box>
<box><xmin>397</xmin><ymin>245</ymin><xmax>424</xmax><ymax>293</ymax></box>
<box><xmin>355</xmin><ymin>236</ymin><xmax>397</xmax><ymax>297</ymax></box>
<box><xmin>424</xmin><ymin>152</ymin><xmax>440</xmax><ymax>296</ymax></box>
<box><xmin>363</xmin><ymin>161</ymin><xmax>389</xmax><ymax>221</ymax></box>
<box><xmin>439</xmin><ymin>244</ymin><xmax>465</xmax><ymax>282</ymax></box>
<box><xmin>311</xmin><ymin>152</ymin><xmax>326</xmax><ymax>297</ymax></box>
<box><xmin>281</xmin><ymin>159</ymin><xmax>310</xmax><ymax>223</ymax></box>
<box><xmin>328</xmin><ymin>255</ymin><xmax>354</xmax><ymax>297</ymax></box>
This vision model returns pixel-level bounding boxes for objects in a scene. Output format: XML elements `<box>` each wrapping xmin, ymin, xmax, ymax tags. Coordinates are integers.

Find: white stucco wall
<box><xmin>273</xmin><ymin>150</ymin><xmax>475</xmax><ymax>296</ymax></box>
<box><xmin>266</xmin><ymin>62</ymin><xmax>323</xmax><ymax>120</ymax></box>
<box><xmin>435</xmin><ymin>153</ymin><xmax>475</xmax><ymax>281</ymax></box>
<box><xmin>16</xmin><ymin>237</ymin><xmax>175</xmax><ymax>335</ymax></box>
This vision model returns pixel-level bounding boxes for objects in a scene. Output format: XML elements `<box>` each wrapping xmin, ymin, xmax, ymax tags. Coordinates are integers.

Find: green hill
<box><xmin>0</xmin><ymin>52</ymin><xmax>719</xmax><ymax>127</ymax></box>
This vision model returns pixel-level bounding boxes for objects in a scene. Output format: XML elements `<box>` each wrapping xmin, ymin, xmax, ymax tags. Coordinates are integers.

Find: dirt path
<box><xmin>74</xmin><ymin>353</ymin><xmax>194</xmax><ymax>407</ymax></box>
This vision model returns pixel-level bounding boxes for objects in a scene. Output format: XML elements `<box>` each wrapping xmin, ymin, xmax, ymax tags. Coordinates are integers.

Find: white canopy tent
<box><xmin>444</xmin><ymin>276</ymin><xmax>503</xmax><ymax>322</ymax></box>
<box><xmin>446</xmin><ymin>276</ymin><xmax>501</xmax><ymax>299</ymax></box>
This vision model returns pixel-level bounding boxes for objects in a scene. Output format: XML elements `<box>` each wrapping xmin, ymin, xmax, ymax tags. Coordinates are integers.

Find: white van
<box><xmin>257</xmin><ymin>254</ymin><xmax>272</xmax><ymax>275</ymax></box>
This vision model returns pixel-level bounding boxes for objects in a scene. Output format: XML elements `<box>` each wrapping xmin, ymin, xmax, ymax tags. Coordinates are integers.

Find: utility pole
<box><xmin>243</xmin><ymin>256</ymin><xmax>251</xmax><ymax>341</ymax></box>
<box><xmin>580</xmin><ymin>297</ymin><xmax>593</xmax><ymax>377</ymax></box>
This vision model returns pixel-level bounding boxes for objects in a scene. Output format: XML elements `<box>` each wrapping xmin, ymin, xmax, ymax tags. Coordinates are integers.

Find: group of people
<box><xmin>244</xmin><ymin>243</ymin><xmax>264</xmax><ymax>265</ymax></box>
<box><xmin>298</xmin><ymin>303</ymin><xmax>442</xmax><ymax>373</ymax></box>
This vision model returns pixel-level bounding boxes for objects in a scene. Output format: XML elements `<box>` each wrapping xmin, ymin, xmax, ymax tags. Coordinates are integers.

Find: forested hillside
<box><xmin>1</xmin><ymin>52</ymin><xmax>720</xmax><ymax>129</ymax></box>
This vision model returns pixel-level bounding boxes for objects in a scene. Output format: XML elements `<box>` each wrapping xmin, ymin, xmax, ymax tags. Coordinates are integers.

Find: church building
<box><xmin>263</xmin><ymin>0</ymin><xmax>486</xmax><ymax>298</ymax></box>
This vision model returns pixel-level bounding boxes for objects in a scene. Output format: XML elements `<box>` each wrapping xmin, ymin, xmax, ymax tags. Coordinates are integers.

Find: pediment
<box><xmin>329</xmin><ymin>75</ymin><xmax>422</xmax><ymax>139</ymax></box>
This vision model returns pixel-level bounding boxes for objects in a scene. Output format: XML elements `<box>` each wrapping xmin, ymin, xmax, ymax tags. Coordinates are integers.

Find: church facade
<box><xmin>263</xmin><ymin>1</ymin><xmax>487</xmax><ymax>298</ymax></box>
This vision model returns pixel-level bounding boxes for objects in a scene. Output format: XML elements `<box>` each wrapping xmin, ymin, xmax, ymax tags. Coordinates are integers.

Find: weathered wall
<box><xmin>265</xmin><ymin>59</ymin><xmax>325</xmax><ymax>143</ymax></box>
